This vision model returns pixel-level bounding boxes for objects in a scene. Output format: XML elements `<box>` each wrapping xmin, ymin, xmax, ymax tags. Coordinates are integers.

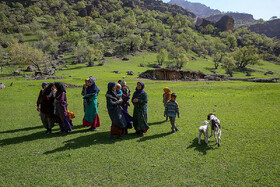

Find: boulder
<box><xmin>126</xmin><ymin>71</ymin><xmax>134</xmax><ymax>75</ymax></box>
<box><xmin>153</xmin><ymin>64</ymin><xmax>161</xmax><ymax>68</ymax></box>
<box><xmin>0</xmin><ymin>83</ymin><xmax>5</xmax><ymax>89</ymax></box>
<box><xmin>13</xmin><ymin>69</ymin><xmax>20</xmax><ymax>76</ymax></box>
<box><xmin>112</xmin><ymin>71</ymin><xmax>121</xmax><ymax>74</ymax></box>
<box><xmin>122</xmin><ymin>57</ymin><xmax>129</xmax><ymax>61</ymax></box>
<box><xmin>25</xmin><ymin>65</ymin><xmax>36</xmax><ymax>72</ymax></box>
<box><xmin>104</xmin><ymin>51</ymin><xmax>114</xmax><ymax>57</ymax></box>
<box><xmin>264</xmin><ymin>71</ymin><xmax>274</xmax><ymax>75</ymax></box>
<box><xmin>1</xmin><ymin>42</ymin><xmax>9</xmax><ymax>48</ymax></box>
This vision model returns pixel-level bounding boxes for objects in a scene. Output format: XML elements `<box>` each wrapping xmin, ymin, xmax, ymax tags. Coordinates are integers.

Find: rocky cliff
<box><xmin>206</xmin><ymin>13</ymin><xmax>256</xmax><ymax>25</ymax></box>
<box><xmin>249</xmin><ymin>19</ymin><xmax>280</xmax><ymax>38</ymax></box>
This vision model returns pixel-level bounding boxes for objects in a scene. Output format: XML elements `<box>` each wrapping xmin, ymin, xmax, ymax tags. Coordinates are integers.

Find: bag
<box><xmin>67</xmin><ymin>110</ymin><xmax>75</xmax><ymax>119</ymax></box>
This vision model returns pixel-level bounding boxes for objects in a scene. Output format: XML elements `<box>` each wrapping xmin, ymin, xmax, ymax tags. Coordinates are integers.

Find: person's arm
<box><xmin>106</xmin><ymin>96</ymin><xmax>120</xmax><ymax>107</ymax></box>
<box><xmin>176</xmin><ymin>101</ymin><xmax>180</xmax><ymax>118</ymax></box>
<box><xmin>36</xmin><ymin>90</ymin><xmax>43</xmax><ymax>111</ymax></box>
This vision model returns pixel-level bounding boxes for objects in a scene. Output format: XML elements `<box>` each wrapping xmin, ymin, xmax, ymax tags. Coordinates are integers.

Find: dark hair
<box><xmin>171</xmin><ymin>93</ymin><xmax>177</xmax><ymax>98</ymax></box>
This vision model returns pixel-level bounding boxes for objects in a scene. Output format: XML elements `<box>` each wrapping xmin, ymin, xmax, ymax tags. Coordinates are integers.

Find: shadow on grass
<box><xmin>44</xmin><ymin>130</ymin><xmax>141</xmax><ymax>154</ymax></box>
<box><xmin>0</xmin><ymin>125</ymin><xmax>101</xmax><ymax>147</ymax></box>
<box><xmin>187</xmin><ymin>138</ymin><xmax>216</xmax><ymax>155</ymax></box>
<box><xmin>0</xmin><ymin>126</ymin><xmax>42</xmax><ymax>134</ymax></box>
<box><xmin>148</xmin><ymin>120</ymin><xmax>167</xmax><ymax>126</ymax></box>
<box><xmin>137</xmin><ymin>132</ymin><xmax>171</xmax><ymax>142</ymax></box>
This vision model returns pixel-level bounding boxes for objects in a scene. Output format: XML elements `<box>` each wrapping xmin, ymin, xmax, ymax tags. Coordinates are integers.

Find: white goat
<box><xmin>207</xmin><ymin>113</ymin><xmax>222</xmax><ymax>147</ymax></box>
<box><xmin>198</xmin><ymin>121</ymin><xmax>209</xmax><ymax>145</ymax></box>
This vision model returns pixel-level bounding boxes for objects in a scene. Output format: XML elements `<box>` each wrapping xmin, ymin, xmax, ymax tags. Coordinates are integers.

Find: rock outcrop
<box><xmin>214</xmin><ymin>15</ymin><xmax>234</xmax><ymax>32</ymax></box>
<box><xmin>139</xmin><ymin>68</ymin><xmax>225</xmax><ymax>81</ymax></box>
<box><xmin>249</xmin><ymin>19</ymin><xmax>280</xmax><ymax>38</ymax></box>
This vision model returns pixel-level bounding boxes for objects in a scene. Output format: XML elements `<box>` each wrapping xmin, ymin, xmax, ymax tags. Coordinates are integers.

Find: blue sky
<box><xmin>162</xmin><ymin>0</ymin><xmax>280</xmax><ymax>20</ymax></box>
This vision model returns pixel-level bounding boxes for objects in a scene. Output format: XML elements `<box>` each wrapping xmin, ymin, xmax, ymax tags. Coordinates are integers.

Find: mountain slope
<box><xmin>168</xmin><ymin>0</ymin><xmax>221</xmax><ymax>17</ymax></box>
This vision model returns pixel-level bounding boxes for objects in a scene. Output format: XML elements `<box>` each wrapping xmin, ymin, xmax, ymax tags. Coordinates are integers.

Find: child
<box><xmin>116</xmin><ymin>83</ymin><xmax>123</xmax><ymax>98</ymax></box>
<box><xmin>163</xmin><ymin>87</ymin><xmax>171</xmax><ymax>121</ymax></box>
<box><xmin>165</xmin><ymin>93</ymin><xmax>180</xmax><ymax>133</ymax></box>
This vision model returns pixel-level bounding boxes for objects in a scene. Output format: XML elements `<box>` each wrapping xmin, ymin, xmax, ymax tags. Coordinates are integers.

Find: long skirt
<box><xmin>40</xmin><ymin>112</ymin><xmax>55</xmax><ymax>130</ymax></box>
<box><xmin>83</xmin><ymin>114</ymin><xmax>100</xmax><ymax>127</ymax></box>
<box><xmin>111</xmin><ymin>124</ymin><xmax>126</xmax><ymax>136</ymax></box>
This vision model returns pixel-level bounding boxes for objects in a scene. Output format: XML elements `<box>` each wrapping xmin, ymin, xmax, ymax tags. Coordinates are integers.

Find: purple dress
<box><xmin>56</xmin><ymin>92</ymin><xmax>72</xmax><ymax>132</ymax></box>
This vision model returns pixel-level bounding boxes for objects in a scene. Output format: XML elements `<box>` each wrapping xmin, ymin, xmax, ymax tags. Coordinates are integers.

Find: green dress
<box><xmin>132</xmin><ymin>92</ymin><xmax>149</xmax><ymax>132</ymax></box>
<box><xmin>83</xmin><ymin>92</ymin><xmax>100</xmax><ymax>127</ymax></box>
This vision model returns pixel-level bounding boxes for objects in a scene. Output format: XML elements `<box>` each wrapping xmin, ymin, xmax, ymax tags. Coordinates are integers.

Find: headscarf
<box><xmin>163</xmin><ymin>87</ymin><xmax>171</xmax><ymax>101</ymax></box>
<box><xmin>132</xmin><ymin>82</ymin><xmax>146</xmax><ymax>100</ymax></box>
<box><xmin>42</xmin><ymin>82</ymin><xmax>48</xmax><ymax>89</ymax></box>
<box><xmin>44</xmin><ymin>83</ymin><xmax>54</xmax><ymax>96</ymax></box>
<box><xmin>86</xmin><ymin>78</ymin><xmax>100</xmax><ymax>95</ymax></box>
<box><xmin>54</xmin><ymin>82</ymin><xmax>66</xmax><ymax>98</ymax></box>
<box><xmin>106</xmin><ymin>82</ymin><xmax>119</xmax><ymax>99</ymax></box>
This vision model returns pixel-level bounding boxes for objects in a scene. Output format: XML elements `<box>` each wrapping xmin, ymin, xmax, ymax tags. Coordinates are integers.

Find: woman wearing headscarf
<box><xmin>36</xmin><ymin>82</ymin><xmax>57</xmax><ymax>134</ymax></box>
<box><xmin>132</xmin><ymin>82</ymin><xmax>149</xmax><ymax>136</ymax></box>
<box><xmin>120</xmin><ymin>80</ymin><xmax>133</xmax><ymax>132</ymax></box>
<box><xmin>54</xmin><ymin>82</ymin><xmax>73</xmax><ymax>134</ymax></box>
<box><xmin>106</xmin><ymin>82</ymin><xmax>127</xmax><ymax>142</ymax></box>
<box><xmin>81</xmin><ymin>78</ymin><xmax>89</xmax><ymax>112</ymax></box>
<box><xmin>83</xmin><ymin>78</ymin><xmax>100</xmax><ymax>131</ymax></box>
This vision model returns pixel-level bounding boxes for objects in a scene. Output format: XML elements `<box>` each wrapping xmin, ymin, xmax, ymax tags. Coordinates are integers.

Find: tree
<box><xmin>157</xmin><ymin>48</ymin><xmax>168</xmax><ymax>65</ymax></box>
<box><xmin>233</xmin><ymin>46</ymin><xmax>259</xmax><ymax>69</ymax></box>
<box><xmin>174</xmin><ymin>53</ymin><xmax>188</xmax><ymax>69</ymax></box>
<box><xmin>8</xmin><ymin>42</ymin><xmax>49</xmax><ymax>71</ymax></box>
<box><xmin>222</xmin><ymin>56</ymin><xmax>235</xmax><ymax>77</ymax></box>
<box><xmin>213</xmin><ymin>52</ymin><xmax>223</xmax><ymax>69</ymax></box>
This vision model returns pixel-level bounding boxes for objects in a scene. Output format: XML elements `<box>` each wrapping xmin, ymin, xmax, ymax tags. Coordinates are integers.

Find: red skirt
<box><xmin>83</xmin><ymin>114</ymin><xmax>101</xmax><ymax>127</ymax></box>
<box><xmin>111</xmin><ymin>124</ymin><xmax>126</xmax><ymax>136</ymax></box>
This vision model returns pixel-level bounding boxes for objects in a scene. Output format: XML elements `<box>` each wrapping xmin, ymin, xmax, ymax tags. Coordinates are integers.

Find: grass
<box><xmin>0</xmin><ymin>53</ymin><xmax>280</xmax><ymax>186</ymax></box>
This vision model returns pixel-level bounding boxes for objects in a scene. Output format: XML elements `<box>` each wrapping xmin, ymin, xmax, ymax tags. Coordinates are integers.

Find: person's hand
<box><xmin>37</xmin><ymin>106</ymin><xmax>40</xmax><ymax>112</ymax></box>
<box><xmin>54</xmin><ymin>99</ymin><xmax>56</xmax><ymax>103</ymax></box>
<box><xmin>119</xmin><ymin>98</ymin><xmax>123</xmax><ymax>103</ymax></box>
<box><xmin>133</xmin><ymin>98</ymin><xmax>138</xmax><ymax>103</ymax></box>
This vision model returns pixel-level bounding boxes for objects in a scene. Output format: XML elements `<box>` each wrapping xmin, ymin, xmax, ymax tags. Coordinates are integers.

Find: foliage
<box><xmin>7</xmin><ymin>42</ymin><xmax>50</xmax><ymax>71</ymax></box>
<box><xmin>156</xmin><ymin>48</ymin><xmax>168</xmax><ymax>65</ymax></box>
<box><xmin>221</xmin><ymin>55</ymin><xmax>235</xmax><ymax>77</ymax></box>
<box><xmin>233</xmin><ymin>46</ymin><xmax>260</xmax><ymax>69</ymax></box>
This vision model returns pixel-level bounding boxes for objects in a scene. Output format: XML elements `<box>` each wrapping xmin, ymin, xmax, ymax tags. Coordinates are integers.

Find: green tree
<box><xmin>8</xmin><ymin>42</ymin><xmax>49</xmax><ymax>71</ymax></box>
<box><xmin>233</xmin><ymin>46</ymin><xmax>259</xmax><ymax>69</ymax></box>
<box><xmin>174</xmin><ymin>53</ymin><xmax>188</xmax><ymax>69</ymax></box>
<box><xmin>157</xmin><ymin>48</ymin><xmax>168</xmax><ymax>65</ymax></box>
<box><xmin>213</xmin><ymin>52</ymin><xmax>223</xmax><ymax>69</ymax></box>
<box><xmin>222</xmin><ymin>56</ymin><xmax>235</xmax><ymax>77</ymax></box>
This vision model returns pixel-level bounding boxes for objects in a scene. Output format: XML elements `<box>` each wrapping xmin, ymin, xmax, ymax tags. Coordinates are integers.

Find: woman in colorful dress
<box><xmin>37</xmin><ymin>82</ymin><xmax>57</xmax><ymax>134</ymax></box>
<box><xmin>106</xmin><ymin>82</ymin><xmax>127</xmax><ymax>142</ymax></box>
<box><xmin>54</xmin><ymin>82</ymin><xmax>73</xmax><ymax>134</ymax></box>
<box><xmin>83</xmin><ymin>78</ymin><xmax>100</xmax><ymax>131</ymax></box>
<box><xmin>132</xmin><ymin>82</ymin><xmax>149</xmax><ymax>136</ymax></box>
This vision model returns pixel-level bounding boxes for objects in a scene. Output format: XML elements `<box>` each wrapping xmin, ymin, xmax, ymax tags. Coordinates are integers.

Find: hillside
<box><xmin>0</xmin><ymin>0</ymin><xmax>279</xmax><ymax>80</ymax></box>
<box><xmin>168</xmin><ymin>0</ymin><xmax>221</xmax><ymax>17</ymax></box>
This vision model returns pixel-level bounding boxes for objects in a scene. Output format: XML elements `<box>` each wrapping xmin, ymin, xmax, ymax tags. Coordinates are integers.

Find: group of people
<box><xmin>37</xmin><ymin>79</ymin><xmax>180</xmax><ymax>141</ymax></box>
<box><xmin>81</xmin><ymin>78</ymin><xmax>149</xmax><ymax>142</ymax></box>
<box><xmin>36</xmin><ymin>82</ymin><xmax>73</xmax><ymax>135</ymax></box>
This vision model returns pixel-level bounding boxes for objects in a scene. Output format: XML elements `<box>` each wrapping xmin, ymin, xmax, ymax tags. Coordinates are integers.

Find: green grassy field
<box><xmin>0</xmin><ymin>54</ymin><xmax>280</xmax><ymax>186</ymax></box>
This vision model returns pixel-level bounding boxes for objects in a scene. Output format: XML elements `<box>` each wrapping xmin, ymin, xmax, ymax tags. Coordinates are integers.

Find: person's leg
<box><xmin>169</xmin><ymin>117</ymin><xmax>175</xmax><ymax>133</ymax></box>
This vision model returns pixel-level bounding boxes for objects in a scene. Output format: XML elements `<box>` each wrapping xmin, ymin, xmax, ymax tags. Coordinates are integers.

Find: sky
<box><xmin>162</xmin><ymin>0</ymin><xmax>280</xmax><ymax>20</ymax></box>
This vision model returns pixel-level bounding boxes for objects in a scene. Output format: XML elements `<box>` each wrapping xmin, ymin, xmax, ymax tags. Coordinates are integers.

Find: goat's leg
<box><xmin>198</xmin><ymin>132</ymin><xmax>202</xmax><ymax>144</ymax></box>
<box><xmin>209</xmin><ymin>128</ymin><xmax>213</xmax><ymax>138</ymax></box>
<box><xmin>218</xmin><ymin>130</ymin><xmax>221</xmax><ymax>147</ymax></box>
<box><xmin>205</xmin><ymin>130</ymin><xmax>208</xmax><ymax>144</ymax></box>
